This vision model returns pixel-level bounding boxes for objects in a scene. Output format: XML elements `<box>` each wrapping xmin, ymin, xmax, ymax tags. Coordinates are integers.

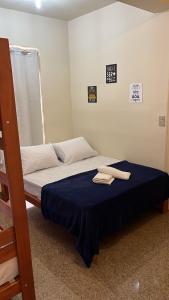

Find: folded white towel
<box><xmin>92</xmin><ymin>172</ymin><xmax>115</xmax><ymax>185</ymax></box>
<box><xmin>98</xmin><ymin>165</ymin><xmax>131</xmax><ymax>180</ymax></box>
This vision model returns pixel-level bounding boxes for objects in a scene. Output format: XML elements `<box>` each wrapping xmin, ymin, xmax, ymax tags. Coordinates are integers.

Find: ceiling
<box><xmin>121</xmin><ymin>0</ymin><xmax>169</xmax><ymax>13</ymax></box>
<box><xmin>0</xmin><ymin>0</ymin><xmax>168</xmax><ymax>20</ymax></box>
<box><xmin>0</xmin><ymin>0</ymin><xmax>116</xmax><ymax>20</ymax></box>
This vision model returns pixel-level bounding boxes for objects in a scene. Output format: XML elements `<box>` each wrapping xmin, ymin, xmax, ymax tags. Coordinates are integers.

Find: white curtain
<box><xmin>10</xmin><ymin>46</ymin><xmax>44</xmax><ymax>146</ymax></box>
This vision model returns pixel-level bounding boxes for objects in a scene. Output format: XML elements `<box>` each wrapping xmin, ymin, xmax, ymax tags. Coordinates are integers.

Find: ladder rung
<box><xmin>0</xmin><ymin>242</ymin><xmax>17</xmax><ymax>264</ymax></box>
<box><xmin>0</xmin><ymin>277</ymin><xmax>21</xmax><ymax>299</ymax></box>
<box><xmin>0</xmin><ymin>227</ymin><xmax>15</xmax><ymax>248</ymax></box>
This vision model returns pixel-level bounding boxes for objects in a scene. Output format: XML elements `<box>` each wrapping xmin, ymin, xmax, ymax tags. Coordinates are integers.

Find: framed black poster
<box><xmin>88</xmin><ymin>86</ymin><xmax>97</xmax><ymax>103</ymax></box>
<box><xmin>106</xmin><ymin>64</ymin><xmax>117</xmax><ymax>83</ymax></box>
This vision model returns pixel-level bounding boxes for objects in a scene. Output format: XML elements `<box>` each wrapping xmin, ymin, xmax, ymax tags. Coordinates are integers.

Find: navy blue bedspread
<box><xmin>41</xmin><ymin>161</ymin><xmax>169</xmax><ymax>267</ymax></box>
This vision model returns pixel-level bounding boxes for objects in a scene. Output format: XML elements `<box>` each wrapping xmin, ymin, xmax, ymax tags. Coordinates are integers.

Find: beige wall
<box><xmin>1</xmin><ymin>3</ymin><xmax>169</xmax><ymax>170</ymax></box>
<box><xmin>166</xmin><ymin>82</ymin><xmax>169</xmax><ymax>172</ymax></box>
<box><xmin>68</xmin><ymin>2</ymin><xmax>169</xmax><ymax>170</ymax></box>
<box><xmin>0</xmin><ymin>7</ymin><xmax>72</xmax><ymax>142</ymax></box>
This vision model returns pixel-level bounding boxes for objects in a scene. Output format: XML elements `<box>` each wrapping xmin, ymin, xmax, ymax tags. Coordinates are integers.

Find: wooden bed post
<box><xmin>0</xmin><ymin>38</ymin><xmax>36</xmax><ymax>299</ymax></box>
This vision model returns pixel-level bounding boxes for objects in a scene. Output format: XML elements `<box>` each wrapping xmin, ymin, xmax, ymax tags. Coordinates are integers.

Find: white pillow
<box><xmin>21</xmin><ymin>144</ymin><xmax>60</xmax><ymax>175</ymax></box>
<box><xmin>53</xmin><ymin>137</ymin><xmax>98</xmax><ymax>164</ymax></box>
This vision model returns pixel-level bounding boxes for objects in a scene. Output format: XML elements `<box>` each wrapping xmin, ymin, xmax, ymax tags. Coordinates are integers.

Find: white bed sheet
<box><xmin>24</xmin><ymin>155</ymin><xmax>120</xmax><ymax>199</ymax></box>
<box><xmin>0</xmin><ymin>257</ymin><xmax>18</xmax><ymax>286</ymax></box>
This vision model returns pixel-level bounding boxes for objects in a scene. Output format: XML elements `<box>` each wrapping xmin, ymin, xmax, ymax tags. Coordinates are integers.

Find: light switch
<box><xmin>159</xmin><ymin>116</ymin><xmax>165</xmax><ymax>127</ymax></box>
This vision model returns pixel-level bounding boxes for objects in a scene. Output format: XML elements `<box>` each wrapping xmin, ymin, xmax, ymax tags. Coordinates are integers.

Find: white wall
<box><xmin>1</xmin><ymin>3</ymin><xmax>169</xmax><ymax>170</ymax></box>
<box><xmin>0</xmin><ymin>7</ymin><xmax>72</xmax><ymax>142</ymax></box>
<box><xmin>68</xmin><ymin>2</ymin><xmax>169</xmax><ymax>170</ymax></box>
<box><xmin>166</xmin><ymin>83</ymin><xmax>169</xmax><ymax>172</ymax></box>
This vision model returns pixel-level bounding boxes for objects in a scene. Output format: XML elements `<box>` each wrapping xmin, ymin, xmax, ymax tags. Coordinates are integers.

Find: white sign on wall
<box><xmin>129</xmin><ymin>83</ymin><xmax>143</xmax><ymax>103</ymax></box>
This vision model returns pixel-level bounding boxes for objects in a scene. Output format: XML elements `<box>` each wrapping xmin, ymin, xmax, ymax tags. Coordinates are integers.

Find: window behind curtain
<box><xmin>10</xmin><ymin>46</ymin><xmax>45</xmax><ymax>146</ymax></box>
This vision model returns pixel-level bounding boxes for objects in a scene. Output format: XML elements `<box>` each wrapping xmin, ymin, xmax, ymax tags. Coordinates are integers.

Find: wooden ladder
<box><xmin>0</xmin><ymin>38</ymin><xmax>36</xmax><ymax>299</ymax></box>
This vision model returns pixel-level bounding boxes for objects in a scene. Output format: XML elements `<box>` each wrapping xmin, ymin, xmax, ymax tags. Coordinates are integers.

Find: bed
<box><xmin>22</xmin><ymin>154</ymin><xmax>169</xmax><ymax>267</ymax></box>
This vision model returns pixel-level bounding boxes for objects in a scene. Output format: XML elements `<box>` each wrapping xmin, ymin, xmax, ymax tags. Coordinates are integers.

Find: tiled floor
<box><xmin>1</xmin><ymin>200</ymin><xmax>169</xmax><ymax>299</ymax></box>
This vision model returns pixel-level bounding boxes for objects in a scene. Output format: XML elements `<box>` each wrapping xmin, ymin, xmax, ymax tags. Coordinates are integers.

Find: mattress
<box><xmin>0</xmin><ymin>258</ymin><xmax>18</xmax><ymax>286</ymax></box>
<box><xmin>24</xmin><ymin>155</ymin><xmax>120</xmax><ymax>199</ymax></box>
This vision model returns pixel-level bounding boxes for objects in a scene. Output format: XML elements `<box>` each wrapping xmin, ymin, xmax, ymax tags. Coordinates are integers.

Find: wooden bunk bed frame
<box><xmin>0</xmin><ymin>38</ymin><xmax>36</xmax><ymax>299</ymax></box>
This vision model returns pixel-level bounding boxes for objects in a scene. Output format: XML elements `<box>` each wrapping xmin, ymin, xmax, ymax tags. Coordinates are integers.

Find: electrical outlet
<box><xmin>159</xmin><ymin>116</ymin><xmax>165</xmax><ymax>127</ymax></box>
